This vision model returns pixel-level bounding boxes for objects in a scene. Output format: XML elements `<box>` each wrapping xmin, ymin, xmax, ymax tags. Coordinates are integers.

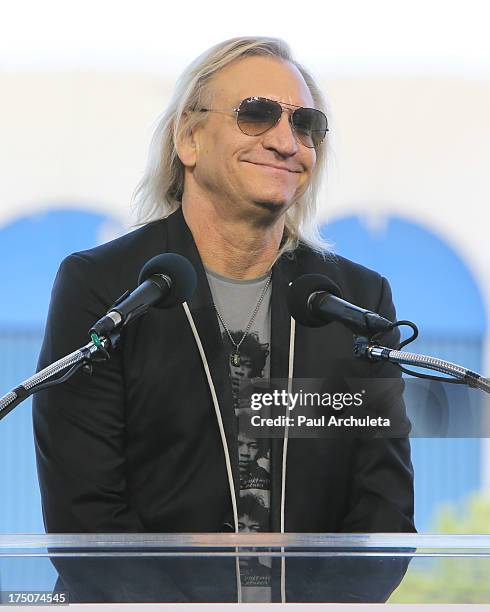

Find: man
<box><xmin>33</xmin><ymin>36</ymin><xmax>414</xmax><ymax>603</ymax></box>
<box><xmin>238</xmin><ymin>432</ymin><xmax>269</xmax><ymax>483</ymax></box>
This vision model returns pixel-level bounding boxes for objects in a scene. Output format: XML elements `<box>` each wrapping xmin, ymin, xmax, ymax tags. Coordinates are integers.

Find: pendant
<box><xmin>231</xmin><ymin>351</ymin><xmax>241</xmax><ymax>367</ymax></box>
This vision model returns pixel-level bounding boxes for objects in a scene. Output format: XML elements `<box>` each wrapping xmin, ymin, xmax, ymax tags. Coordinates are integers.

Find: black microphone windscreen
<box><xmin>138</xmin><ymin>253</ymin><xmax>197</xmax><ymax>308</ymax></box>
<box><xmin>287</xmin><ymin>273</ymin><xmax>342</xmax><ymax>327</ymax></box>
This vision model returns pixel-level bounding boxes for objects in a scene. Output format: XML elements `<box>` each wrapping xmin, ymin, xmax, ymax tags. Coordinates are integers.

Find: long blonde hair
<box><xmin>132</xmin><ymin>36</ymin><xmax>331</xmax><ymax>255</ymax></box>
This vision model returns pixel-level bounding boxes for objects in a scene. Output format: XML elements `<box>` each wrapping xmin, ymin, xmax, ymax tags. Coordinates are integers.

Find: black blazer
<box><xmin>33</xmin><ymin>207</ymin><xmax>415</xmax><ymax>602</ymax></box>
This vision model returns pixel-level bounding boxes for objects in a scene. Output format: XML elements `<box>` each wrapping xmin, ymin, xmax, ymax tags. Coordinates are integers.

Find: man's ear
<box><xmin>176</xmin><ymin>115</ymin><xmax>198</xmax><ymax>168</ymax></box>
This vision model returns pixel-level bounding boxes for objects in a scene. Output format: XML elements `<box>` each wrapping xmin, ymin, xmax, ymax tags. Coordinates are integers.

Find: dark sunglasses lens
<box><xmin>292</xmin><ymin>107</ymin><xmax>328</xmax><ymax>148</ymax></box>
<box><xmin>237</xmin><ymin>98</ymin><xmax>281</xmax><ymax>136</ymax></box>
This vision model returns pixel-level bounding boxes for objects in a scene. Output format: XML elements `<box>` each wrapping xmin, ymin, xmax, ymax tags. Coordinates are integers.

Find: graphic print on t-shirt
<box><xmin>205</xmin><ymin>266</ymin><xmax>272</xmax><ymax>601</ymax></box>
<box><xmin>225</xmin><ymin>329</ymin><xmax>272</xmax><ymax>594</ymax></box>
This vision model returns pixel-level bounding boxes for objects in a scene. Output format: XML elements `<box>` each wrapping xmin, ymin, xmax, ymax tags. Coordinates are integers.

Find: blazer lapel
<box><xmin>269</xmin><ymin>252</ymin><xmax>299</xmax><ymax>532</ymax></box>
<box><xmin>165</xmin><ymin>209</ymin><xmax>240</xmax><ymax>501</ymax></box>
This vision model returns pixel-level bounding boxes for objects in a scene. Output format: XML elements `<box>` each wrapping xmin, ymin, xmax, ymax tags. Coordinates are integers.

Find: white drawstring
<box><xmin>280</xmin><ymin>316</ymin><xmax>296</xmax><ymax>603</ymax></box>
<box><xmin>182</xmin><ymin>302</ymin><xmax>242</xmax><ymax>602</ymax></box>
<box><xmin>182</xmin><ymin>304</ymin><xmax>297</xmax><ymax>603</ymax></box>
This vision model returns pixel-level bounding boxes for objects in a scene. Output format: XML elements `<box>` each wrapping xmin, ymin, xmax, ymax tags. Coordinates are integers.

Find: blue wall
<box><xmin>0</xmin><ymin>209</ymin><xmax>124</xmax><ymax>589</ymax></box>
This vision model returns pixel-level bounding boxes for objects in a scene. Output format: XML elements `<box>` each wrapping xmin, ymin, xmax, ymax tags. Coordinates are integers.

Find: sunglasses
<box><xmin>199</xmin><ymin>96</ymin><xmax>328</xmax><ymax>149</ymax></box>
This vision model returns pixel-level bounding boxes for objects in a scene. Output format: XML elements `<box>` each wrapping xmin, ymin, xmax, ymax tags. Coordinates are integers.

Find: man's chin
<box><xmin>250</xmin><ymin>197</ymin><xmax>291</xmax><ymax>214</ymax></box>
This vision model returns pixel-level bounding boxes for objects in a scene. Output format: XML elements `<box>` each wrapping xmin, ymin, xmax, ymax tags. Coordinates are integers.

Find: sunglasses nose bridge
<box><xmin>275</xmin><ymin>107</ymin><xmax>304</xmax><ymax>150</ymax></box>
<box><xmin>262</xmin><ymin>113</ymin><xmax>297</xmax><ymax>153</ymax></box>
<box><xmin>261</xmin><ymin>102</ymin><xmax>295</xmax><ymax>140</ymax></box>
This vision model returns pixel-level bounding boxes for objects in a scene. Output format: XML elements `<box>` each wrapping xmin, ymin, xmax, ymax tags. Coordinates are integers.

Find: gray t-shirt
<box><xmin>206</xmin><ymin>267</ymin><xmax>272</xmax><ymax>602</ymax></box>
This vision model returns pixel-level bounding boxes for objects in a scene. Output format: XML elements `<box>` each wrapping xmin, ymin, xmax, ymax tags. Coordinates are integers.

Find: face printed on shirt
<box><xmin>230</xmin><ymin>357</ymin><xmax>254</xmax><ymax>380</ymax></box>
<box><xmin>238</xmin><ymin>433</ymin><xmax>260</xmax><ymax>476</ymax></box>
<box><xmin>238</xmin><ymin>513</ymin><xmax>261</xmax><ymax>533</ymax></box>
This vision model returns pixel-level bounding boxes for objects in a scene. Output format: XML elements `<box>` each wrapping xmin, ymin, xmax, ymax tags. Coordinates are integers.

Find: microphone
<box><xmin>90</xmin><ymin>253</ymin><xmax>197</xmax><ymax>337</ymax></box>
<box><xmin>287</xmin><ymin>273</ymin><xmax>394</xmax><ymax>336</ymax></box>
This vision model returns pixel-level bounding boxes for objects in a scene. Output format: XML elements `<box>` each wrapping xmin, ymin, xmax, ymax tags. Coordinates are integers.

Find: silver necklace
<box><xmin>214</xmin><ymin>271</ymin><xmax>272</xmax><ymax>367</ymax></box>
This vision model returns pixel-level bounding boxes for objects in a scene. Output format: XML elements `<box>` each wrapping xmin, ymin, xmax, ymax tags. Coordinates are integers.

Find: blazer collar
<box><xmin>165</xmin><ymin>206</ymin><xmax>300</xmax><ymax>379</ymax></box>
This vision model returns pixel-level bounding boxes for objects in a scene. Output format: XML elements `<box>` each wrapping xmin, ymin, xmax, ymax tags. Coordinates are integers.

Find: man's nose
<box><xmin>261</xmin><ymin>110</ymin><xmax>299</xmax><ymax>157</ymax></box>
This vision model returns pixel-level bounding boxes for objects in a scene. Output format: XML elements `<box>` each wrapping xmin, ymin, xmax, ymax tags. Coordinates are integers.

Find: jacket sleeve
<box><xmin>32</xmin><ymin>253</ymin><xmax>145</xmax><ymax>533</ymax></box>
<box><xmin>340</xmin><ymin>276</ymin><xmax>416</xmax><ymax>533</ymax></box>
<box><xmin>32</xmin><ymin>254</ymin><xmax>193</xmax><ymax>602</ymax></box>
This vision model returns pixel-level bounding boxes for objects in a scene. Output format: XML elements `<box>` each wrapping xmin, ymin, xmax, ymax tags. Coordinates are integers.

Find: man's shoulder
<box><xmin>52</xmin><ymin>218</ymin><xmax>172</xmax><ymax>308</ymax></box>
<box><xmin>293</xmin><ymin>242</ymin><xmax>384</xmax><ymax>284</ymax></box>
<box><xmin>292</xmin><ymin>243</ymin><xmax>387</xmax><ymax>309</ymax></box>
<box><xmin>59</xmin><ymin>218</ymin><xmax>169</xmax><ymax>284</ymax></box>
<box><xmin>71</xmin><ymin>218</ymin><xmax>168</xmax><ymax>266</ymax></box>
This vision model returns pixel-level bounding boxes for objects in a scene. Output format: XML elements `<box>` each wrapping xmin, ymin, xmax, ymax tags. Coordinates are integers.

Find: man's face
<box><xmin>238</xmin><ymin>433</ymin><xmax>259</xmax><ymax>475</ymax></box>
<box><xmin>238</xmin><ymin>513</ymin><xmax>262</xmax><ymax>533</ymax></box>
<box><xmin>230</xmin><ymin>356</ymin><xmax>254</xmax><ymax>380</ymax></box>
<box><xmin>184</xmin><ymin>55</ymin><xmax>317</xmax><ymax>221</ymax></box>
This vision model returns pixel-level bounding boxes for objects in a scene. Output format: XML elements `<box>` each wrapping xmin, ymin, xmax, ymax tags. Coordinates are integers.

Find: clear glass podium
<box><xmin>0</xmin><ymin>533</ymin><xmax>489</xmax><ymax>606</ymax></box>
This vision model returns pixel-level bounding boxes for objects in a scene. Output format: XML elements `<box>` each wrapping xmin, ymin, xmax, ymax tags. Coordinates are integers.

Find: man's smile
<box><xmin>242</xmin><ymin>160</ymin><xmax>302</xmax><ymax>173</ymax></box>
